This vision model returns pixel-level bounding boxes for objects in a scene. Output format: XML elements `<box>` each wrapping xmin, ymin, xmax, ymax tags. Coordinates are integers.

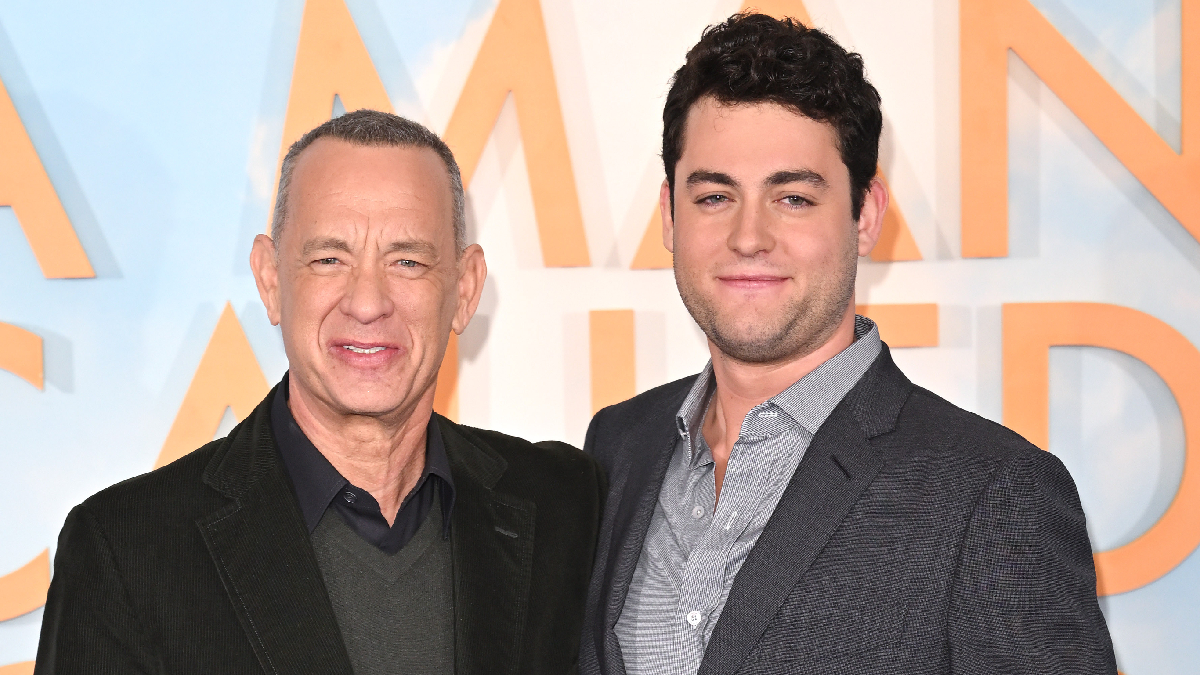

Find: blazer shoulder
<box><xmin>71</xmin><ymin>439</ymin><xmax>227</xmax><ymax>539</ymax></box>
<box><xmin>451</xmin><ymin>422</ymin><xmax>603</xmax><ymax>495</ymax></box>
<box><xmin>899</xmin><ymin>384</ymin><xmax>1043</xmax><ymax>461</ymax></box>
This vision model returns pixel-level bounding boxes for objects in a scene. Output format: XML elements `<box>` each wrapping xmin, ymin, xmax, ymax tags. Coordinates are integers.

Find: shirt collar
<box><xmin>675</xmin><ymin>315</ymin><xmax>882</xmax><ymax>444</ymax></box>
<box><xmin>271</xmin><ymin>372</ymin><xmax>455</xmax><ymax>536</ymax></box>
<box><xmin>770</xmin><ymin>315</ymin><xmax>881</xmax><ymax>432</ymax></box>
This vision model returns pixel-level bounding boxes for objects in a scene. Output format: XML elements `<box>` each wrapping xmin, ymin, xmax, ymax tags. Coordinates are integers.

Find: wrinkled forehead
<box><xmin>283</xmin><ymin>138</ymin><xmax>456</xmax><ymax>247</ymax></box>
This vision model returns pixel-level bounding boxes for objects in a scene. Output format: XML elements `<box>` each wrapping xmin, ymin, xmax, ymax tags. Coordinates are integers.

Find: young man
<box><xmin>581</xmin><ymin>14</ymin><xmax>1115</xmax><ymax>675</ymax></box>
<box><xmin>37</xmin><ymin>110</ymin><xmax>603</xmax><ymax>675</ymax></box>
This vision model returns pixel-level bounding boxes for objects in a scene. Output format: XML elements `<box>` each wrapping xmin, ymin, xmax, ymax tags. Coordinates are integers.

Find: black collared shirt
<box><xmin>271</xmin><ymin>374</ymin><xmax>455</xmax><ymax>554</ymax></box>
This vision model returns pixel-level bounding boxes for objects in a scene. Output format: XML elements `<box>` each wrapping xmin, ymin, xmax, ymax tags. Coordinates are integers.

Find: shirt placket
<box><xmin>671</xmin><ymin>439</ymin><xmax>716</xmax><ymax>673</ymax></box>
<box><xmin>674</xmin><ymin>409</ymin><xmax>778</xmax><ymax>661</ymax></box>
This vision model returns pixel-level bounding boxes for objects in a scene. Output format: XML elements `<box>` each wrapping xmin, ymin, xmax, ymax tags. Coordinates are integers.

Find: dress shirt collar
<box><xmin>676</xmin><ymin>315</ymin><xmax>882</xmax><ymax>451</ymax></box>
<box><xmin>271</xmin><ymin>373</ymin><xmax>455</xmax><ymax>549</ymax></box>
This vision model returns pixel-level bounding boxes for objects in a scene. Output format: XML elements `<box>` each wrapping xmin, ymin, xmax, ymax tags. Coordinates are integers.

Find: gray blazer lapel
<box><xmin>595</xmin><ymin>380</ymin><xmax>691</xmax><ymax>675</ymax></box>
<box><xmin>697</xmin><ymin>347</ymin><xmax>912</xmax><ymax>675</ymax></box>
<box><xmin>440</xmin><ymin>418</ymin><xmax>537</xmax><ymax>675</ymax></box>
<box><xmin>197</xmin><ymin>394</ymin><xmax>353</xmax><ymax>675</ymax></box>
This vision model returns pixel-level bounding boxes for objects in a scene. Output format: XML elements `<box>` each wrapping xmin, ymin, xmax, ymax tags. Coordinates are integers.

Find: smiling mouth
<box><xmin>342</xmin><ymin>345</ymin><xmax>387</xmax><ymax>354</ymax></box>
<box><xmin>719</xmin><ymin>275</ymin><xmax>788</xmax><ymax>284</ymax></box>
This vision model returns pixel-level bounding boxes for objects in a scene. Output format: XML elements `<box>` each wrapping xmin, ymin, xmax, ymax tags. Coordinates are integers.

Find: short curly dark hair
<box><xmin>662</xmin><ymin>13</ymin><xmax>882</xmax><ymax>219</ymax></box>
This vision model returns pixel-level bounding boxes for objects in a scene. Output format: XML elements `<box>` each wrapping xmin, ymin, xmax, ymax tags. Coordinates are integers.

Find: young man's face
<box><xmin>662</xmin><ymin>97</ymin><xmax>885</xmax><ymax>365</ymax></box>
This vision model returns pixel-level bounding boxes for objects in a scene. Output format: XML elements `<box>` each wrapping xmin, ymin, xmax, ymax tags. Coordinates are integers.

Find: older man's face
<box><xmin>252</xmin><ymin>138</ymin><xmax>482</xmax><ymax>420</ymax></box>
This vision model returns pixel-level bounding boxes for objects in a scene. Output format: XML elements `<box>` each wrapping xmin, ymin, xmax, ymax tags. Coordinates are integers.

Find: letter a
<box><xmin>155</xmin><ymin>304</ymin><xmax>269</xmax><ymax>468</ymax></box>
<box><xmin>0</xmin><ymin>76</ymin><xmax>93</xmax><ymax>278</ymax></box>
<box><xmin>270</xmin><ymin>0</ymin><xmax>393</xmax><ymax>225</ymax></box>
<box><xmin>443</xmin><ymin>0</ymin><xmax>591</xmax><ymax>267</ymax></box>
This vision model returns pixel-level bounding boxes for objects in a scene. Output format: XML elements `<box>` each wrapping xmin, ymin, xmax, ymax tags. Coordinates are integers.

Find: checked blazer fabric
<box><xmin>579</xmin><ymin>344</ymin><xmax>1117</xmax><ymax>675</ymax></box>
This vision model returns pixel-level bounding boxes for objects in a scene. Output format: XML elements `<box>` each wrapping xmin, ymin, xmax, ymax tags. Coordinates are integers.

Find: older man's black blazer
<box><xmin>36</xmin><ymin>384</ymin><xmax>604</xmax><ymax>675</ymax></box>
<box><xmin>580</xmin><ymin>345</ymin><xmax>1117</xmax><ymax>675</ymax></box>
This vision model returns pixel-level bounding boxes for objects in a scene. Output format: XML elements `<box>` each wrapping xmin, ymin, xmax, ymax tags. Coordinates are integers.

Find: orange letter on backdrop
<box><xmin>856</xmin><ymin>303</ymin><xmax>938</xmax><ymax>348</ymax></box>
<box><xmin>1003</xmin><ymin>302</ymin><xmax>1200</xmax><ymax>595</ymax></box>
<box><xmin>0</xmin><ymin>549</ymin><xmax>49</xmax><ymax>622</ymax></box>
<box><xmin>0</xmin><ymin>323</ymin><xmax>43</xmax><ymax>390</ymax></box>
<box><xmin>155</xmin><ymin>304</ymin><xmax>270</xmax><ymax>468</ymax></box>
<box><xmin>961</xmin><ymin>0</ymin><xmax>1200</xmax><ymax>258</ymax></box>
<box><xmin>442</xmin><ymin>0</ymin><xmax>590</xmax><ymax>268</ymax></box>
<box><xmin>589</xmin><ymin>310</ymin><xmax>636</xmax><ymax>414</ymax></box>
<box><xmin>631</xmin><ymin>0</ymin><xmax>920</xmax><ymax>269</ymax></box>
<box><xmin>273</xmin><ymin>0</ymin><xmax>393</xmax><ymax>222</ymax></box>
<box><xmin>0</xmin><ymin>76</ymin><xmax>93</xmax><ymax>279</ymax></box>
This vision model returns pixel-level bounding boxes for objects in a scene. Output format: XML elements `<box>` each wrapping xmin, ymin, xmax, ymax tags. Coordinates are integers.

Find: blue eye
<box><xmin>316</xmin><ymin>258</ymin><xmax>339</xmax><ymax>265</ymax></box>
<box><xmin>397</xmin><ymin>259</ymin><xmax>418</xmax><ymax>267</ymax></box>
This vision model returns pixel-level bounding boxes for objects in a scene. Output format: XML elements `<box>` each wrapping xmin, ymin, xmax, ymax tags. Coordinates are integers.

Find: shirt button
<box><xmin>691</xmin><ymin>505</ymin><xmax>705</xmax><ymax>519</ymax></box>
<box><xmin>343</xmin><ymin>491</ymin><xmax>357</xmax><ymax>504</ymax></box>
<box><xmin>686</xmin><ymin>610</ymin><xmax>702</xmax><ymax>627</ymax></box>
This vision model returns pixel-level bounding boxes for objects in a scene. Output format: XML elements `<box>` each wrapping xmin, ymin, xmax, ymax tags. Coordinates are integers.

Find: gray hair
<box><xmin>271</xmin><ymin>109</ymin><xmax>467</xmax><ymax>253</ymax></box>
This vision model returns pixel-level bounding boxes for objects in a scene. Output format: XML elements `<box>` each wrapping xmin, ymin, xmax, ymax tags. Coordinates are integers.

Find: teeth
<box><xmin>343</xmin><ymin>345</ymin><xmax>385</xmax><ymax>354</ymax></box>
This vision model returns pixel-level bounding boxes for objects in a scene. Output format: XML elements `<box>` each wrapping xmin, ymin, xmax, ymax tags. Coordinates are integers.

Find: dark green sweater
<box><xmin>312</xmin><ymin>497</ymin><xmax>454</xmax><ymax>675</ymax></box>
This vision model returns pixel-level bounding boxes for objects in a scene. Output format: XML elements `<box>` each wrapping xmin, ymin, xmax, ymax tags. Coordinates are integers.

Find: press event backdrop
<box><xmin>0</xmin><ymin>0</ymin><xmax>1196</xmax><ymax>671</ymax></box>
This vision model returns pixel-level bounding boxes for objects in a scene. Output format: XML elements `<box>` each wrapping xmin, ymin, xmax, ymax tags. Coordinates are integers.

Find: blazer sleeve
<box><xmin>947</xmin><ymin>450</ymin><xmax>1118</xmax><ymax>674</ymax></box>
<box><xmin>35</xmin><ymin>504</ymin><xmax>159</xmax><ymax>675</ymax></box>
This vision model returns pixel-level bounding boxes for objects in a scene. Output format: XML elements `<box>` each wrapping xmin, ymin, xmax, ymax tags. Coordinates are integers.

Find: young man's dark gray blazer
<box><xmin>580</xmin><ymin>344</ymin><xmax>1117</xmax><ymax>675</ymax></box>
<box><xmin>36</xmin><ymin>383</ymin><xmax>605</xmax><ymax>675</ymax></box>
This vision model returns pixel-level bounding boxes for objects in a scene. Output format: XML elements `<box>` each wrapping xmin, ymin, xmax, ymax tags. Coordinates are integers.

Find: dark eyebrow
<box><xmin>765</xmin><ymin>169</ymin><xmax>828</xmax><ymax>189</ymax></box>
<box><xmin>686</xmin><ymin>170</ymin><xmax>739</xmax><ymax>188</ymax></box>
<box><xmin>300</xmin><ymin>237</ymin><xmax>352</xmax><ymax>257</ymax></box>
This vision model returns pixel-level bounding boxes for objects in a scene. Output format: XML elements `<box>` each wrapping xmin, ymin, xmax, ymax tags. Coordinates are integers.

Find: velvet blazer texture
<box><xmin>36</xmin><ymin>383</ymin><xmax>605</xmax><ymax>675</ymax></box>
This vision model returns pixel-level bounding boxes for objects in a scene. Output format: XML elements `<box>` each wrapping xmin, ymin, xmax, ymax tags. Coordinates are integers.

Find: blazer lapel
<box><xmin>196</xmin><ymin>390</ymin><xmax>353</xmax><ymax>675</ymax></box>
<box><xmin>697</xmin><ymin>347</ymin><xmax>912</xmax><ymax>675</ymax></box>
<box><xmin>439</xmin><ymin>417</ymin><xmax>537</xmax><ymax>675</ymax></box>
<box><xmin>600</xmin><ymin>386</ymin><xmax>691</xmax><ymax>675</ymax></box>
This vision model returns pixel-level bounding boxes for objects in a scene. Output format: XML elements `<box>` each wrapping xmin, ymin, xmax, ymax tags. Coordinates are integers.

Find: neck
<box><xmin>288</xmin><ymin>379</ymin><xmax>434</xmax><ymax>526</ymax></box>
<box><xmin>702</xmin><ymin>306</ymin><xmax>857</xmax><ymax>500</ymax></box>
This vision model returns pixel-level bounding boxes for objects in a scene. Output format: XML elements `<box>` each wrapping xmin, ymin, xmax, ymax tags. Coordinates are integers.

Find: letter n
<box><xmin>961</xmin><ymin>0</ymin><xmax>1200</xmax><ymax>257</ymax></box>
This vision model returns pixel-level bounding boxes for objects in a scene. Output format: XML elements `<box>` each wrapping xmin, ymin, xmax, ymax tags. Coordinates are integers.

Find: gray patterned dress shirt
<box><xmin>614</xmin><ymin>315</ymin><xmax>882</xmax><ymax>675</ymax></box>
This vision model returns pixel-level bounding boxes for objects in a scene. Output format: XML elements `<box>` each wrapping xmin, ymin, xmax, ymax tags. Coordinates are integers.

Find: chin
<box><xmin>331</xmin><ymin>393</ymin><xmax>405</xmax><ymax>418</ymax></box>
<box><xmin>319</xmin><ymin>379</ymin><xmax>406</xmax><ymax>417</ymax></box>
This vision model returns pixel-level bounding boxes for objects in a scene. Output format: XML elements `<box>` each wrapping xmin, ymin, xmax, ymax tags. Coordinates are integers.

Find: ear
<box><xmin>250</xmin><ymin>234</ymin><xmax>282</xmax><ymax>326</ymax></box>
<box><xmin>856</xmin><ymin>176</ymin><xmax>888</xmax><ymax>257</ymax></box>
<box><xmin>659</xmin><ymin>179</ymin><xmax>675</xmax><ymax>253</ymax></box>
<box><xmin>451</xmin><ymin>244</ymin><xmax>487</xmax><ymax>335</ymax></box>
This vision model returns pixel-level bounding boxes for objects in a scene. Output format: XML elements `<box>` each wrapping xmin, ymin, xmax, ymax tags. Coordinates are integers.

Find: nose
<box><xmin>340</xmin><ymin>263</ymin><xmax>395</xmax><ymax>325</ymax></box>
<box><xmin>727</xmin><ymin>199</ymin><xmax>775</xmax><ymax>257</ymax></box>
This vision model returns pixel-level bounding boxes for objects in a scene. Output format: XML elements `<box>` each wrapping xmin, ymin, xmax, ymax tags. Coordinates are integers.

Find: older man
<box><xmin>580</xmin><ymin>14</ymin><xmax>1115</xmax><ymax>675</ymax></box>
<box><xmin>36</xmin><ymin>110</ymin><xmax>603</xmax><ymax>675</ymax></box>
